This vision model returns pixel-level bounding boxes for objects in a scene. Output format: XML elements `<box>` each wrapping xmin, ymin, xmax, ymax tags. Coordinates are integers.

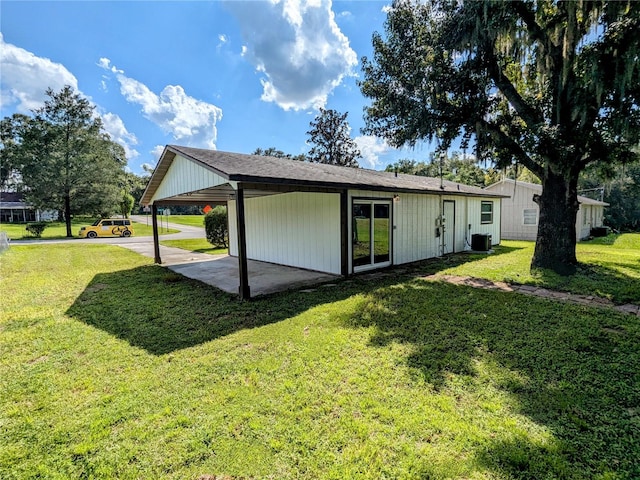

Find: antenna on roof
<box><xmin>439</xmin><ymin>151</ymin><xmax>445</xmax><ymax>190</ymax></box>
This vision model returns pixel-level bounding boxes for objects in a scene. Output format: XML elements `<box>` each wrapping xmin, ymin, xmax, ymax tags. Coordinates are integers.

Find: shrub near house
<box><xmin>204</xmin><ymin>206</ymin><xmax>228</xmax><ymax>248</ymax></box>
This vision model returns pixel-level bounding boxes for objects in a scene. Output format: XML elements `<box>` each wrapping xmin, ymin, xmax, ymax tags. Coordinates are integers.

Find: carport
<box><xmin>140</xmin><ymin>145</ymin><xmax>349</xmax><ymax>300</ymax></box>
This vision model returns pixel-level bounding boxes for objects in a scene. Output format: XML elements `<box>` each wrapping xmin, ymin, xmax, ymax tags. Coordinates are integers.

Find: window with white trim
<box><xmin>481</xmin><ymin>201</ymin><xmax>493</xmax><ymax>224</ymax></box>
<box><xmin>523</xmin><ymin>208</ymin><xmax>537</xmax><ymax>225</ymax></box>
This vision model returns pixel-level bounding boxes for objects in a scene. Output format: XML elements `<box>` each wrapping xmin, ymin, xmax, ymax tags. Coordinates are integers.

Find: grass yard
<box><xmin>165</xmin><ymin>215</ymin><xmax>206</xmax><ymax>228</ymax></box>
<box><xmin>424</xmin><ymin>234</ymin><xmax>640</xmax><ymax>304</ymax></box>
<box><xmin>0</xmin><ymin>219</ymin><xmax>179</xmax><ymax>240</ymax></box>
<box><xmin>0</xmin><ymin>219</ymin><xmax>95</xmax><ymax>239</ymax></box>
<box><xmin>1</xmin><ymin>242</ymin><xmax>638</xmax><ymax>479</ymax></box>
<box><xmin>160</xmin><ymin>238</ymin><xmax>227</xmax><ymax>255</ymax></box>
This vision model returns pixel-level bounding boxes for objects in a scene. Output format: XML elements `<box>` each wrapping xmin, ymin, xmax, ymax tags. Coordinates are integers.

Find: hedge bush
<box><xmin>25</xmin><ymin>222</ymin><xmax>48</xmax><ymax>238</ymax></box>
<box><xmin>204</xmin><ymin>206</ymin><xmax>228</xmax><ymax>248</ymax></box>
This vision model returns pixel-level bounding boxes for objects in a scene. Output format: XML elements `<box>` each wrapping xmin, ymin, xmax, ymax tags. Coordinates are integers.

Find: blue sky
<box><xmin>1</xmin><ymin>0</ymin><xmax>433</xmax><ymax>175</ymax></box>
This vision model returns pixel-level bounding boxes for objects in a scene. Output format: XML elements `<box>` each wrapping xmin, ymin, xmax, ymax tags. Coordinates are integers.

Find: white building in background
<box><xmin>484</xmin><ymin>179</ymin><xmax>608</xmax><ymax>241</ymax></box>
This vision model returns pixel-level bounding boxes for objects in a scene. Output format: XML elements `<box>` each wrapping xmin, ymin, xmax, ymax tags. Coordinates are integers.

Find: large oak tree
<box><xmin>360</xmin><ymin>0</ymin><xmax>640</xmax><ymax>274</ymax></box>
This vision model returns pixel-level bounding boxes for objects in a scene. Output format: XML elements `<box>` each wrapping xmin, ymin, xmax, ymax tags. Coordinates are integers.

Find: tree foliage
<box><xmin>385</xmin><ymin>152</ymin><xmax>497</xmax><ymax>187</ymax></box>
<box><xmin>204</xmin><ymin>206</ymin><xmax>229</xmax><ymax>248</ymax></box>
<box><xmin>1</xmin><ymin>86</ymin><xmax>127</xmax><ymax>236</ymax></box>
<box><xmin>306</xmin><ymin>108</ymin><xmax>361</xmax><ymax>167</ymax></box>
<box><xmin>360</xmin><ymin>1</ymin><xmax>640</xmax><ymax>274</ymax></box>
<box><xmin>0</xmin><ymin>113</ymin><xmax>30</xmax><ymax>190</ymax></box>
<box><xmin>120</xmin><ymin>192</ymin><xmax>135</xmax><ymax>218</ymax></box>
<box><xmin>252</xmin><ymin>147</ymin><xmax>306</xmax><ymax>162</ymax></box>
<box><xmin>580</xmin><ymin>161</ymin><xmax>640</xmax><ymax>231</ymax></box>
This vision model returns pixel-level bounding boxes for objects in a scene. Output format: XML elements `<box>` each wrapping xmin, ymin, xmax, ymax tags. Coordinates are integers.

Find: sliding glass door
<box><xmin>352</xmin><ymin>200</ymin><xmax>391</xmax><ymax>271</ymax></box>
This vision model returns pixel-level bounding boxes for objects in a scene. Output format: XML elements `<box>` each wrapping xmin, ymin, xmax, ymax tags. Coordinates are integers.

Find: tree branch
<box><xmin>478</xmin><ymin>118</ymin><xmax>544</xmax><ymax>178</ymax></box>
<box><xmin>510</xmin><ymin>1</ymin><xmax>548</xmax><ymax>46</ymax></box>
<box><xmin>487</xmin><ymin>57</ymin><xmax>545</xmax><ymax>128</ymax></box>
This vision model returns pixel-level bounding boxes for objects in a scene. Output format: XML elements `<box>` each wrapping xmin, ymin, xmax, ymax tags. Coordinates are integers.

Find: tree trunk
<box><xmin>64</xmin><ymin>194</ymin><xmax>72</xmax><ymax>237</ymax></box>
<box><xmin>531</xmin><ymin>171</ymin><xmax>579</xmax><ymax>275</ymax></box>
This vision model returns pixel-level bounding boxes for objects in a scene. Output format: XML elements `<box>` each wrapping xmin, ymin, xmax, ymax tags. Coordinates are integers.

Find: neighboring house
<box><xmin>0</xmin><ymin>192</ymin><xmax>56</xmax><ymax>223</ymax></box>
<box><xmin>484</xmin><ymin>179</ymin><xmax>609</xmax><ymax>241</ymax></box>
<box><xmin>141</xmin><ymin>145</ymin><xmax>507</xmax><ymax>299</ymax></box>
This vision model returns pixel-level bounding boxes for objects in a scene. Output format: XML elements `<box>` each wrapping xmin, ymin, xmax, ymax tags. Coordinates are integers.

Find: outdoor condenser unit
<box><xmin>471</xmin><ymin>233</ymin><xmax>491</xmax><ymax>251</ymax></box>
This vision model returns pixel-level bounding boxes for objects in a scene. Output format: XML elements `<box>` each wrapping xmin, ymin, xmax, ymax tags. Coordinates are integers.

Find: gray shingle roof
<box><xmin>165</xmin><ymin>145</ymin><xmax>504</xmax><ymax>198</ymax></box>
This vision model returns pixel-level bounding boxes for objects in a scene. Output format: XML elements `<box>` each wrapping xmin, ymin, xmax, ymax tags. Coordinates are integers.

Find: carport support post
<box><xmin>151</xmin><ymin>204</ymin><xmax>161</xmax><ymax>264</ymax></box>
<box><xmin>340</xmin><ymin>189</ymin><xmax>349</xmax><ymax>276</ymax></box>
<box><xmin>235</xmin><ymin>185</ymin><xmax>251</xmax><ymax>300</ymax></box>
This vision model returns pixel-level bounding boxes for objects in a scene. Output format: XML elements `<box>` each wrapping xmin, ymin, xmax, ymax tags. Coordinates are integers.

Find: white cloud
<box><xmin>355</xmin><ymin>135</ymin><xmax>390</xmax><ymax>169</ymax></box>
<box><xmin>100</xmin><ymin>58</ymin><xmax>223</xmax><ymax>149</ymax></box>
<box><xmin>227</xmin><ymin>0</ymin><xmax>357</xmax><ymax>111</ymax></box>
<box><xmin>0</xmin><ymin>37</ymin><xmax>140</xmax><ymax>164</ymax></box>
<box><xmin>101</xmin><ymin>112</ymin><xmax>139</xmax><ymax>159</ymax></box>
<box><xmin>151</xmin><ymin>145</ymin><xmax>165</xmax><ymax>160</ymax></box>
<box><xmin>0</xmin><ymin>33</ymin><xmax>78</xmax><ymax>112</ymax></box>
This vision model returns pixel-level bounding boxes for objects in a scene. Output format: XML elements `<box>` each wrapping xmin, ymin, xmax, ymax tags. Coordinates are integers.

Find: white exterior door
<box><xmin>442</xmin><ymin>200</ymin><xmax>455</xmax><ymax>254</ymax></box>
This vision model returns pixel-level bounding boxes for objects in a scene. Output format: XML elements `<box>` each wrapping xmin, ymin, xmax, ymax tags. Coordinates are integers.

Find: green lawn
<box><xmin>0</xmin><ymin>220</ymin><xmax>179</xmax><ymax>239</ymax></box>
<box><xmin>423</xmin><ymin>234</ymin><xmax>640</xmax><ymax>304</ymax></box>
<box><xmin>160</xmin><ymin>238</ymin><xmax>227</xmax><ymax>255</ymax></box>
<box><xmin>1</xmin><ymin>242</ymin><xmax>638</xmax><ymax>479</ymax></box>
<box><xmin>165</xmin><ymin>214</ymin><xmax>206</xmax><ymax>227</ymax></box>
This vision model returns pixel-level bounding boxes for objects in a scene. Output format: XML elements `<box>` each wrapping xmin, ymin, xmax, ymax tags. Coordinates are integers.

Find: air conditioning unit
<box><xmin>471</xmin><ymin>234</ymin><xmax>491</xmax><ymax>251</ymax></box>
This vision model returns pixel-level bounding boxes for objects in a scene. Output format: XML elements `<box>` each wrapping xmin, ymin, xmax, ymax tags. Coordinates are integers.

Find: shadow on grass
<box><xmin>66</xmin><ymin>264</ymin><xmax>362</xmax><ymax>356</ymax></box>
<box><xmin>66</xmin><ymin>244</ymin><xmax>521</xmax><ymax>356</ymax></box>
<box><xmin>532</xmin><ymin>259</ymin><xmax>640</xmax><ymax>303</ymax></box>
<box><xmin>406</xmin><ymin>244</ymin><xmax>526</xmax><ymax>275</ymax></box>
<box><xmin>345</xmin><ymin>279</ymin><xmax>640</xmax><ymax>478</ymax></box>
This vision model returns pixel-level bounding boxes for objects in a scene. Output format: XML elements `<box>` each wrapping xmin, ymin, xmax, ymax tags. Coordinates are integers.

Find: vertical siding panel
<box><xmin>239</xmin><ymin>192</ymin><xmax>340</xmax><ymax>274</ymax></box>
<box><xmin>228</xmin><ymin>200</ymin><xmax>238</xmax><ymax>256</ymax></box>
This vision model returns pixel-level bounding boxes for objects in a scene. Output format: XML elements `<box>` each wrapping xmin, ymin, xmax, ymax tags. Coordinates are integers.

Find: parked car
<box><xmin>79</xmin><ymin>218</ymin><xmax>134</xmax><ymax>238</ymax></box>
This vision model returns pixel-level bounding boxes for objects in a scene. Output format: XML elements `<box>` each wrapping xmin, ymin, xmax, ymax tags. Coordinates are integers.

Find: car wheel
<box><xmin>122</xmin><ymin>230</ymin><xmax>131</xmax><ymax>237</ymax></box>
<box><xmin>87</xmin><ymin>231</ymin><xmax>97</xmax><ymax>239</ymax></box>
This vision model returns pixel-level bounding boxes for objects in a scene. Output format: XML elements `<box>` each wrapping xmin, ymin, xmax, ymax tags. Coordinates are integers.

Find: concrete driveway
<box><xmin>12</xmin><ymin>216</ymin><xmax>339</xmax><ymax>297</ymax></box>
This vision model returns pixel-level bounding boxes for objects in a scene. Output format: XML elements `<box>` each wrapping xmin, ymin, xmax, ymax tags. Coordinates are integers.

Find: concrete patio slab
<box><xmin>120</xmin><ymin>242</ymin><xmax>339</xmax><ymax>297</ymax></box>
<box><xmin>169</xmin><ymin>255</ymin><xmax>338</xmax><ymax>297</ymax></box>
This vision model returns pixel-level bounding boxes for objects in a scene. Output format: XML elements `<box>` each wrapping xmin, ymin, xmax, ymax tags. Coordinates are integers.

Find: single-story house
<box><xmin>484</xmin><ymin>178</ymin><xmax>609</xmax><ymax>241</ymax></box>
<box><xmin>0</xmin><ymin>192</ymin><xmax>56</xmax><ymax>223</ymax></box>
<box><xmin>141</xmin><ymin>145</ymin><xmax>507</xmax><ymax>299</ymax></box>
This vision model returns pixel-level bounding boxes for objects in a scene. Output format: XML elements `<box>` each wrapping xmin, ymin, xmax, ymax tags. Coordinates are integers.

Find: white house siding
<box><xmin>229</xmin><ymin>192</ymin><xmax>341</xmax><ymax>275</ymax></box>
<box><xmin>348</xmin><ymin>190</ymin><xmax>501</xmax><ymax>270</ymax></box>
<box><xmin>579</xmin><ymin>204</ymin><xmax>594</xmax><ymax>240</ymax></box>
<box><xmin>485</xmin><ymin>181</ymin><xmax>538</xmax><ymax>240</ymax></box>
<box><xmin>465</xmin><ymin>196</ymin><xmax>502</xmax><ymax>246</ymax></box>
<box><xmin>392</xmin><ymin>192</ymin><xmax>439</xmax><ymax>264</ymax></box>
<box><xmin>151</xmin><ymin>154</ymin><xmax>228</xmax><ymax>203</ymax></box>
<box><xmin>485</xmin><ymin>180</ymin><xmax>607</xmax><ymax>241</ymax></box>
